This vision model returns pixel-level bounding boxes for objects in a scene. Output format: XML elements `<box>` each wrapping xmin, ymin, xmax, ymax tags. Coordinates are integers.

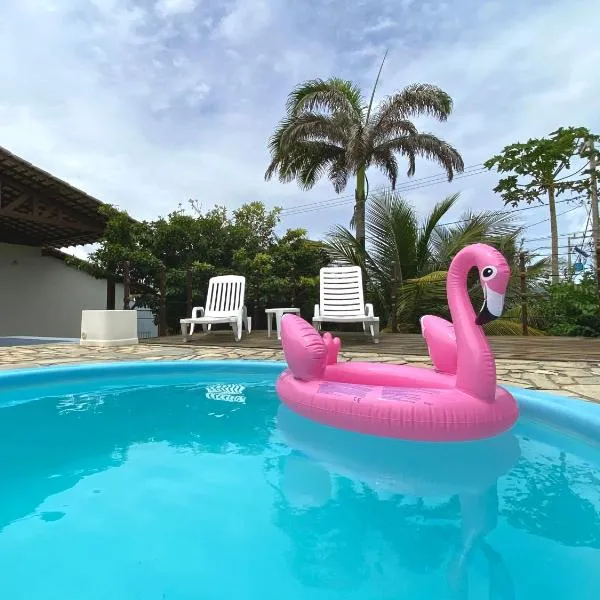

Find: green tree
<box><xmin>89</xmin><ymin>201</ymin><xmax>328</xmax><ymax>332</ymax></box>
<box><xmin>88</xmin><ymin>205</ymin><xmax>162</xmax><ymax>301</ymax></box>
<box><xmin>267</xmin><ymin>229</ymin><xmax>329</xmax><ymax>315</ymax></box>
<box><xmin>226</xmin><ymin>201</ymin><xmax>282</xmax><ymax>257</ymax></box>
<box><xmin>264</xmin><ymin>57</ymin><xmax>464</xmax><ymax>250</ymax></box>
<box><xmin>324</xmin><ymin>190</ymin><xmax>548</xmax><ymax>334</ymax></box>
<box><xmin>484</xmin><ymin>126</ymin><xmax>593</xmax><ymax>284</ymax></box>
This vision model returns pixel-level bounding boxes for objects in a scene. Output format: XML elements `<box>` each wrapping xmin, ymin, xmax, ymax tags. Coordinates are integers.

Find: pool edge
<box><xmin>0</xmin><ymin>360</ymin><xmax>598</xmax><ymax>442</ymax></box>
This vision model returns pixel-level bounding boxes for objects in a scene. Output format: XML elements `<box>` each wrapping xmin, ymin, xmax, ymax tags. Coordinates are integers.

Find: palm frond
<box><xmin>396</xmin><ymin>270</ymin><xmax>449</xmax><ymax>326</ymax></box>
<box><xmin>483</xmin><ymin>319</ymin><xmax>546</xmax><ymax>336</ymax></box>
<box><xmin>265</xmin><ymin>141</ymin><xmax>347</xmax><ymax>191</ymax></box>
<box><xmin>324</xmin><ymin>225</ymin><xmax>371</xmax><ymax>272</ymax></box>
<box><xmin>277</xmin><ymin>113</ymin><xmax>352</xmax><ymax>150</ymax></box>
<box><xmin>415</xmin><ymin>193</ymin><xmax>459</xmax><ymax>272</ymax></box>
<box><xmin>430</xmin><ymin>209</ymin><xmax>520</xmax><ymax>267</ymax></box>
<box><xmin>370</xmin><ymin>147</ymin><xmax>399</xmax><ymax>189</ymax></box>
<box><xmin>399</xmin><ymin>271</ymin><xmax>448</xmax><ymax>308</ymax></box>
<box><xmin>366</xmin><ymin>191</ymin><xmax>419</xmax><ymax>285</ymax></box>
<box><xmin>370</xmin><ymin>118</ymin><xmax>418</xmax><ymax>147</ymax></box>
<box><xmin>285</xmin><ymin>78</ymin><xmax>364</xmax><ymax>118</ymax></box>
<box><xmin>406</xmin><ymin>271</ymin><xmax>449</xmax><ymax>285</ymax></box>
<box><xmin>377</xmin><ymin>133</ymin><xmax>464</xmax><ymax>179</ymax></box>
<box><xmin>372</xmin><ymin>84</ymin><xmax>454</xmax><ymax>127</ymax></box>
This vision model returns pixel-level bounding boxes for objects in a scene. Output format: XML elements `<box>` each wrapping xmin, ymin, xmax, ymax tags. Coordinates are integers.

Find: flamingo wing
<box><xmin>420</xmin><ymin>315</ymin><xmax>457</xmax><ymax>374</ymax></box>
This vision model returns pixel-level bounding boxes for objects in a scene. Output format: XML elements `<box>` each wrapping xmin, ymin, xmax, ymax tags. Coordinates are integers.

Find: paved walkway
<box><xmin>0</xmin><ymin>342</ymin><xmax>598</xmax><ymax>402</ymax></box>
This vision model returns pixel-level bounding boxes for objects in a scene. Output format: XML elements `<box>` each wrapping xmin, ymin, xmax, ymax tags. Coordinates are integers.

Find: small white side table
<box><xmin>265</xmin><ymin>307</ymin><xmax>300</xmax><ymax>340</ymax></box>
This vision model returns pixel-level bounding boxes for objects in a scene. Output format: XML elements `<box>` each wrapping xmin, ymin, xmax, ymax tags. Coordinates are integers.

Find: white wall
<box><xmin>0</xmin><ymin>243</ymin><xmax>125</xmax><ymax>338</ymax></box>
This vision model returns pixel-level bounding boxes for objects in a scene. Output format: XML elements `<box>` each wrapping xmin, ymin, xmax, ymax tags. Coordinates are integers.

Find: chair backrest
<box><xmin>319</xmin><ymin>266</ymin><xmax>366</xmax><ymax>317</ymax></box>
<box><xmin>205</xmin><ymin>275</ymin><xmax>246</xmax><ymax>316</ymax></box>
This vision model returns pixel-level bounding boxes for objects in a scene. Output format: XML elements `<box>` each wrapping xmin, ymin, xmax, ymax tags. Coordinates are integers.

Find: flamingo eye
<box><xmin>481</xmin><ymin>266</ymin><xmax>497</xmax><ymax>280</ymax></box>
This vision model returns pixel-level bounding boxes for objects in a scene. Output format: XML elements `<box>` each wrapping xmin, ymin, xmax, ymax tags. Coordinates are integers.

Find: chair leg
<box><xmin>232</xmin><ymin>319</ymin><xmax>242</xmax><ymax>342</ymax></box>
<box><xmin>242</xmin><ymin>306</ymin><xmax>251</xmax><ymax>333</ymax></box>
<box><xmin>181</xmin><ymin>322</ymin><xmax>190</xmax><ymax>343</ymax></box>
<box><xmin>371</xmin><ymin>321</ymin><xmax>380</xmax><ymax>344</ymax></box>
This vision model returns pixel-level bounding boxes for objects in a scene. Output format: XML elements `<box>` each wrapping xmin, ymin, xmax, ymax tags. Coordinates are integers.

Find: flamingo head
<box><xmin>473</xmin><ymin>244</ymin><xmax>511</xmax><ymax>326</ymax></box>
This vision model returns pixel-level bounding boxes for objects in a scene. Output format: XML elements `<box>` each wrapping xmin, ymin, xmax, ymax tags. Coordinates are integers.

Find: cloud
<box><xmin>216</xmin><ymin>0</ymin><xmax>271</xmax><ymax>43</ymax></box>
<box><xmin>154</xmin><ymin>0</ymin><xmax>198</xmax><ymax>17</ymax></box>
<box><xmin>0</xmin><ymin>0</ymin><xmax>598</xmax><ymax>263</ymax></box>
<box><xmin>364</xmin><ymin>17</ymin><xmax>396</xmax><ymax>34</ymax></box>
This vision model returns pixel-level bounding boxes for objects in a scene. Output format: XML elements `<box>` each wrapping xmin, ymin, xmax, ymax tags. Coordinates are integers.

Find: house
<box><xmin>0</xmin><ymin>145</ymin><xmax>126</xmax><ymax>338</ymax></box>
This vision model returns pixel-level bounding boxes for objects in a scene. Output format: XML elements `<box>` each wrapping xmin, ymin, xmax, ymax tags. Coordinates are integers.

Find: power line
<box><xmin>280</xmin><ymin>164</ymin><xmax>487</xmax><ymax>216</ymax></box>
<box><xmin>278</xmin><ymin>153</ymin><xmax>592</xmax><ymax>220</ymax></box>
<box><xmin>282</xmin><ymin>172</ymin><xmax>586</xmax><ymax>222</ymax></box>
<box><xmin>275</xmin><ymin>156</ymin><xmax>589</xmax><ymax>243</ymax></box>
<box><xmin>524</xmin><ymin>230</ymin><xmax>587</xmax><ymax>243</ymax></box>
<box><xmin>554</xmin><ymin>161</ymin><xmax>590</xmax><ymax>182</ymax></box>
<box><xmin>282</xmin><ymin>169</ymin><xmax>487</xmax><ymax>216</ymax></box>
<box><xmin>288</xmin><ymin>192</ymin><xmax>585</xmax><ymax>233</ymax></box>
<box><xmin>435</xmin><ymin>195</ymin><xmax>586</xmax><ymax>230</ymax></box>
<box><xmin>522</xmin><ymin>204</ymin><xmax>583</xmax><ymax>230</ymax></box>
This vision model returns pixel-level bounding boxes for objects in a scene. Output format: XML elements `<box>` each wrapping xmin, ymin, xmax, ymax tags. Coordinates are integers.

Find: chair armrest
<box><xmin>191</xmin><ymin>306</ymin><xmax>205</xmax><ymax>319</ymax></box>
<box><xmin>365</xmin><ymin>303</ymin><xmax>375</xmax><ymax>317</ymax></box>
<box><xmin>313</xmin><ymin>304</ymin><xmax>321</xmax><ymax>318</ymax></box>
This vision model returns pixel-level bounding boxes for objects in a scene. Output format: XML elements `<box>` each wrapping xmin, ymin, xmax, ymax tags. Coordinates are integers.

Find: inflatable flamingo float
<box><xmin>276</xmin><ymin>243</ymin><xmax>519</xmax><ymax>442</ymax></box>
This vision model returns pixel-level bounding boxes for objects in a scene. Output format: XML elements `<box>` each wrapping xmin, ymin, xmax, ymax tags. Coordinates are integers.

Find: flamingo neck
<box><xmin>447</xmin><ymin>248</ymin><xmax>497</xmax><ymax>400</ymax></box>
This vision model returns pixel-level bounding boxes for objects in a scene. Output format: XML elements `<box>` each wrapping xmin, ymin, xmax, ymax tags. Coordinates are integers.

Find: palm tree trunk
<box><xmin>355</xmin><ymin>166</ymin><xmax>367</xmax><ymax>250</ymax></box>
<box><xmin>548</xmin><ymin>184</ymin><xmax>559</xmax><ymax>284</ymax></box>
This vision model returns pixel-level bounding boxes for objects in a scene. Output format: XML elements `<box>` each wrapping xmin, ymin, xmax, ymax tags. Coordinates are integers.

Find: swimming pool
<box><xmin>0</xmin><ymin>361</ymin><xmax>598</xmax><ymax>600</ymax></box>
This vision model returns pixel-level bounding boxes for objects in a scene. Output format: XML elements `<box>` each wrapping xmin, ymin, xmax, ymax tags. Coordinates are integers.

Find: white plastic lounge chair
<box><xmin>180</xmin><ymin>275</ymin><xmax>251</xmax><ymax>342</ymax></box>
<box><xmin>312</xmin><ymin>265</ymin><xmax>380</xmax><ymax>343</ymax></box>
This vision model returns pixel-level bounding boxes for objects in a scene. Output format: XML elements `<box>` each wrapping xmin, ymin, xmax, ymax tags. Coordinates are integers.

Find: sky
<box><xmin>1</xmin><ymin>0</ymin><xmax>599</xmax><ymax>261</ymax></box>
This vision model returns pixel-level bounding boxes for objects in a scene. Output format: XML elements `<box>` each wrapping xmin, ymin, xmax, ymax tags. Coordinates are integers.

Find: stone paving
<box><xmin>0</xmin><ymin>341</ymin><xmax>599</xmax><ymax>402</ymax></box>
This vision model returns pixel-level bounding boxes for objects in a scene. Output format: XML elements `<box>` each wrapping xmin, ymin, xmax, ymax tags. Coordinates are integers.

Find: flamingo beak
<box><xmin>476</xmin><ymin>285</ymin><xmax>505</xmax><ymax>326</ymax></box>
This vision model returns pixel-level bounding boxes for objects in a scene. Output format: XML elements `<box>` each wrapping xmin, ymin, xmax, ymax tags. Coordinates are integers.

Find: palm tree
<box><xmin>324</xmin><ymin>190</ymin><xmax>549</xmax><ymax>334</ymax></box>
<box><xmin>264</xmin><ymin>56</ymin><xmax>464</xmax><ymax>250</ymax></box>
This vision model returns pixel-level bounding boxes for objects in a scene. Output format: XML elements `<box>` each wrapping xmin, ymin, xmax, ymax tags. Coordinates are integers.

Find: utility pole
<box><xmin>584</xmin><ymin>138</ymin><xmax>600</xmax><ymax>302</ymax></box>
<box><xmin>567</xmin><ymin>236</ymin><xmax>572</xmax><ymax>275</ymax></box>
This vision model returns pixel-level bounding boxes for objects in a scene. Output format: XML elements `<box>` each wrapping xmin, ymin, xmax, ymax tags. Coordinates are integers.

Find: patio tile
<box><xmin>564</xmin><ymin>385</ymin><xmax>600</xmax><ymax>401</ymax></box>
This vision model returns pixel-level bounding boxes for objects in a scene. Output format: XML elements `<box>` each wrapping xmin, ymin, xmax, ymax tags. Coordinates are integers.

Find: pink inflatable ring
<box><xmin>276</xmin><ymin>244</ymin><xmax>519</xmax><ymax>442</ymax></box>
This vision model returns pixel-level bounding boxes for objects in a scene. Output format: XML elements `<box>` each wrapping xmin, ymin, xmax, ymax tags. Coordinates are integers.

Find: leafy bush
<box><xmin>535</xmin><ymin>272</ymin><xmax>600</xmax><ymax>337</ymax></box>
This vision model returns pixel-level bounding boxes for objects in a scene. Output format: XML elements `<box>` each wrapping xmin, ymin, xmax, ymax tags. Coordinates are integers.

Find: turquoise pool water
<box><xmin>0</xmin><ymin>362</ymin><xmax>599</xmax><ymax>600</ymax></box>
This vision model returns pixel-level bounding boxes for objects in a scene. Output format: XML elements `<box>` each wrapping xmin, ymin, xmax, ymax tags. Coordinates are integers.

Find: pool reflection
<box><xmin>275</xmin><ymin>404</ymin><xmax>520</xmax><ymax>598</ymax></box>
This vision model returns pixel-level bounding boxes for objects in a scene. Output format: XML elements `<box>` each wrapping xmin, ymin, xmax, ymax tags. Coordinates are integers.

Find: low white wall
<box><xmin>80</xmin><ymin>309</ymin><xmax>139</xmax><ymax>346</ymax></box>
<box><xmin>0</xmin><ymin>243</ymin><xmax>125</xmax><ymax>338</ymax></box>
